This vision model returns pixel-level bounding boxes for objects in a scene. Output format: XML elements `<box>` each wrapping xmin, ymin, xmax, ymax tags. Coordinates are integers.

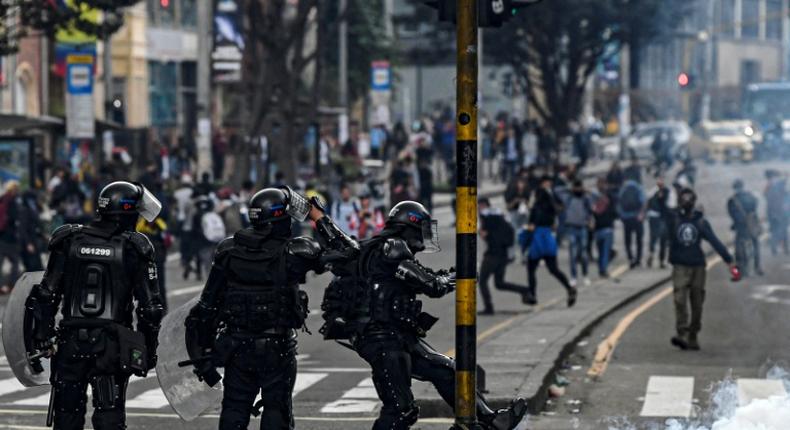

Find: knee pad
<box><xmin>395</xmin><ymin>405</ymin><xmax>419</xmax><ymax>428</ymax></box>
<box><xmin>90</xmin><ymin>375</ymin><xmax>122</xmax><ymax>411</ymax></box>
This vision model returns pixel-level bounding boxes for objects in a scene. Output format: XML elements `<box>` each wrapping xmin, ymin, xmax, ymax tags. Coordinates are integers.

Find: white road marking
<box><xmin>0</xmin><ymin>378</ymin><xmax>29</xmax><ymax>398</ymax></box>
<box><xmin>639</xmin><ymin>376</ymin><xmax>694</xmax><ymax>418</ymax></box>
<box><xmin>293</xmin><ymin>372</ymin><xmax>329</xmax><ymax>398</ymax></box>
<box><xmin>126</xmin><ymin>388</ymin><xmax>170</xmax><ymax>409</ymax></box>
<box><xmin>321</xmin><ymin>377</ymin><xmax>380</xmax><ymax>414</ymax></box>
<box><xmin>11</xmin><ymin>392</ymin><xmax>50</xmax><ymax>406</ymax></box>
<box><xmin>737</xmin><ymin>378</ymin><xmax>788</xmax><ymax>407</ymax></box>
<box><xmin>167</xmin><ymin>285</ymin><xmax>204</xmax><ymax>298</ymax></box>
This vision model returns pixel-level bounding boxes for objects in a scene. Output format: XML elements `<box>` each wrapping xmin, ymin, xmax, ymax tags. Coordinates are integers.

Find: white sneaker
<box><xmin>583</xmin><ymin>278</ymin><xmax>591</xmax><ymax>287</ymax></box>
<box><xmin>569</xmin><ymin>278</ymin><xmax>578</xmax><ymax>288</ymax></box>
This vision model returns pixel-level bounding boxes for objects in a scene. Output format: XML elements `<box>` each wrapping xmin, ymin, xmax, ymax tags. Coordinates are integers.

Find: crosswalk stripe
<box><xmin>293</xmin><ymin>372</ymin><xmax>329</xmax><ymax>398</ymax></box>
<box><xmin>0</xmin><ymin>378</ymin><xmax>28</xmax><ymax>398</ymax></box>
<box><xmin>640</xmin><ymin>376</ymin><xmax>694</xmax><ymax>418</ymax></box>
<box><xmin>11</xmin><ymin>391</ymin><xmax>50</xmax><ymax>407</ymax></box>
<box><xmin>737</xmin><ymin>378</ymin><xmax>788</xmax><ymax>407</ymax></box>
<box><xmin>126</xmin><ymin>388</ymin><xmax>170</xmax><ymax>409</ymax></box>
<box><xmin>321</xmin><ymin>377</ymin><xmax>380</xmax><ymax>414</ymax></box>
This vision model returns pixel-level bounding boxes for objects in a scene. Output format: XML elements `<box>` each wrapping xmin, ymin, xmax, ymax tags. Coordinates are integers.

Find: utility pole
<box><xmin>454</xmin><ymin>1</ymin><xmax>479</xmax><ymax>429</ymax></box>
<box><xmin>196</xmin><ymin>0</ymin><xmax>213</xmax><ymax>177</ymax></box>
<box><xmin>103</xmin><ymin>35</ymin><xmax>112</xmax><ymax>120</ymax></box>
<box><xmin>338</xmin><ymin>0</ymin><xmax>349</xmax><ymax>144</ymax></box>
<box><xmin>700</xmin><ymin>0</ymin><xmax>714</xmax><ymax>122</ymax></box>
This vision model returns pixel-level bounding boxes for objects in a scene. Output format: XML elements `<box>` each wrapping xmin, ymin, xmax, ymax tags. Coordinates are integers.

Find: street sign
<box><xmin>371</xmin><ymin>61</ymin><xmax>391</xmax><ymax>91</ymax></box>
<box><xmin>65</xmin><ymin>53</ymin><xmax>95</xmax><ymax>139</ymax></box>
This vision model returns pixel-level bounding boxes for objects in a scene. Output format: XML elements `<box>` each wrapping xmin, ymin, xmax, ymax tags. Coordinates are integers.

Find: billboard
<box><xmin>0</xmin><ymin>138</ymin><xmax>34</xmax><ymax>190</ymax></box>
<box><xmin>213</xmin><ymin>0</ymin><xmax>244</xmax><ymax>83</ymax></box>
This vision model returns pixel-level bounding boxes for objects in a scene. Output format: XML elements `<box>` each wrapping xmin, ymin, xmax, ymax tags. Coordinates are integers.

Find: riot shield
<box><xmin>1</xmin><ymin>271</ymin><xmax>50</xmax><ymax>387</ymax></box>
<box><xmin>156</xmin><ymin>296</ymin><xmax>223</xmax><ymax>421</ymax></box>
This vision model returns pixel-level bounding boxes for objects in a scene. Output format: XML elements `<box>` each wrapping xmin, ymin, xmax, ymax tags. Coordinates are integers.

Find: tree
<box><xmin>0</xmin><ymin>0</ymin><xmax>139</xmax><ymax>55</ymax></box>
<box><xmin>487</xmin><ymin>0</ymin><xmax>687</xmax><ymax>145</ymax></box>
<box><xmin>236</xmin><ymin>0</ymin><xmax>392</xmax><ymax>183</ymax></box>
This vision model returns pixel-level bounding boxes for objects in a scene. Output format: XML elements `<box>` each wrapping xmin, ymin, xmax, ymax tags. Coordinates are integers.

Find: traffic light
<box><xmin>422</xmin><ymin>0</ymin><xmax>456</xmax><ymax>23</ymax></box>
<box><xmin>424</xmin><ymin>0</ymin><xmax>541</xmax><ymax>27</ymax></box>
<box><xmin>677</xmin><ymin>72</ymin><xmax>695</xmax><ymax>90</ymax></box>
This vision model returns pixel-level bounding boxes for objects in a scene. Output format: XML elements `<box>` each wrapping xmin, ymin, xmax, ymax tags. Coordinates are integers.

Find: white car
<box><xmin>600</xmin><ymin>121</ymin><xmax>691</xmax><ymax>160</ymax></box>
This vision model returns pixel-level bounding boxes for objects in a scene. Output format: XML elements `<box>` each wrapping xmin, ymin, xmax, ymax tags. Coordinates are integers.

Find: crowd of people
<box><xmin>479</xmin><ymin>156</ymin><xmax>790</xmax><ymax>319</ymax></box>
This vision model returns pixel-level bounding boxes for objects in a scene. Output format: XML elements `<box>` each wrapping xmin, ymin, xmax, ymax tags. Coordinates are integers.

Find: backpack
<box><xmin>620</xmin><ymin>185</ymin><xmax>642</xmax><ymax>213</ymax></box>
<box><xmin>0</xmin><ymin>195</ymin><xmax>11</xmax><ymax>231</ymax></box>
<box><xmin>201</xmin><ymin>212</ymin><xmax>226</xmax><ymax>243</ymax></box>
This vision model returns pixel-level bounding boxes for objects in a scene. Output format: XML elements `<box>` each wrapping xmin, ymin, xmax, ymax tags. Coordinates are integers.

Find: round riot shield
<box><xmin>156</xmin><ymin>296</ymin><xmax>223</xmax><ymax>421</ymax></box>
<box><xmin>1</xmin><ymin>271</ymin><xmax>50</xmax><ymax>387</ymax></box>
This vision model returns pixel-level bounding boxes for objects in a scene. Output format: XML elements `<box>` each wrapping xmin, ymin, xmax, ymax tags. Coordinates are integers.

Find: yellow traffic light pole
<box><xmin>454</xmin><ymin>1</ymin><xmax>479</xmax><ymax>429</ymax></box>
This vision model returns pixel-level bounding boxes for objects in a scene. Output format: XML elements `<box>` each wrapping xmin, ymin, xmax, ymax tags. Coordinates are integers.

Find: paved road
<box><xmin>529</xmin><ymin>166</ymin><xmax>790</xmax><ymax>429</ymax></box>
<box><xmin>0</xmin><ymin>160</ymin><xmax>785</xmax><ymax>429</ymax></box>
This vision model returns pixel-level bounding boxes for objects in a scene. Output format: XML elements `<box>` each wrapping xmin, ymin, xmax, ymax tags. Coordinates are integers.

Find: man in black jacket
<box><xmin>666</xmin><ymin>188</ymin><xmax>737</xmax><ymax>351</ymax></box>
<box><xmin>478</xmin><ymin>198</ymin><xmax>529</xmax><ymax>314</ymax></box>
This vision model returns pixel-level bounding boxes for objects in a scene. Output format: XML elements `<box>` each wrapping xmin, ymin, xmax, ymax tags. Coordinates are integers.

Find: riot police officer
<box><xmin>183</xmin><ymin>187</ymin><xmax>357</xmax><ymax>430</ymax></box>
<box><xmin>24</xmin><ymin>181</ymin><xmax>165</xmax><ymax>430</ymax></box>
<box><xmin>321</xmin><ymin>201</ymin><xmax>527</xmax><ymax>430</ymax></box>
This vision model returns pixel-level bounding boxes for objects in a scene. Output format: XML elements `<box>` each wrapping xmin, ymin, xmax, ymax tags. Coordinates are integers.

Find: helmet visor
<box><xmin>138</xmin><ymin>186</ymin><xmax>163</xmax><ymax>222</ymax></box>
<box><xmin>281</xmin><ymin>186</ymin><xmax>310</xmax><ymax>222</ymax></box>
<box><xmin>421</xmin><ymin>219</ymin><xmax>440</xmax><ymax>253</ymax></box>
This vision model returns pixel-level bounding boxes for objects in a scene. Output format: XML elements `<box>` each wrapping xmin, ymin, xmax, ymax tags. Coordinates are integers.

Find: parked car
<box><xmin>600</xmin><ymin>121</ymin><xmax>691</xmax><ymax>160</ymax></box>
<box><xmin>697</xmin><ymin>120</ymin><xmax>760</xmax><ymax>163</ymax></box>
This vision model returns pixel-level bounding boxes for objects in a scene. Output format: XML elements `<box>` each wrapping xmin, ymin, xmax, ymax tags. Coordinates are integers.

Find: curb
<box><xmin>413</xmin><ymin>273</ymin><xmax>673</xmax><ymax>418</ymax></box>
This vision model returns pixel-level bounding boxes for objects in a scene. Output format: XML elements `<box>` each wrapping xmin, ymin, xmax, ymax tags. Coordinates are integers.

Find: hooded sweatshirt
<box><xmin>666</xmin><ymin>209</ymin><xmax>733</xmax><ymax>267</ymax></box>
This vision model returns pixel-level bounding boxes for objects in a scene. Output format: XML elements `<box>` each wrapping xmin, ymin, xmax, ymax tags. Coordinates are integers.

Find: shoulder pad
<box><xmin>216</xmin><ymin>237</ymin><xmax>235</xmax><ymax>254</ymax></box>
<box><xmin>383</xmin><ymin>238</ymin><xmax>413</xmax><ymax>261</ymax></box>
<box><xmin>49</xmin><ymin>224</ymin><xmax>82</xmax><ymax>251</ymax></box>
<box><xmin>287</xmin><ymin>236</ymin><xmax>322</xmax><ymax>260</ymax></box>
<box><xmin>125</xmin><ymin>232</ymin><xmax>156</xmax><ymax>259</ymax></box>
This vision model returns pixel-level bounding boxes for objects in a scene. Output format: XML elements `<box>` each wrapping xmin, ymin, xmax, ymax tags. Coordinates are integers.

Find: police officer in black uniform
<box><xmin>184</xmin><ymin>187</ymin><xmax>357</xmax><ymax>430</ymax></box>
<box><xmin>321</xmin><ymin>201</ymin><xmax>527</xmax><ymax>430</ymax></box>
<box><xmin>24</xmin><ymin>181</ymin><xmax>165</xmax><ymax>430</ymax></box>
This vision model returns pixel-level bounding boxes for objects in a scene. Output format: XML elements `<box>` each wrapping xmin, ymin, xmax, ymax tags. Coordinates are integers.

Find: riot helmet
<box><xmin>97</xmin><ymin>181</ymin><xmax>162</xmax><ymax>225</ymax></box>
<box><xmin>248</xmin><ymin>186</ymin><xmax>312</xmax><ymax>230</ymax></box>
<box><xmin>385</xmin><ymin>201</ymin><xmax>440</xmax><ymax>253</ymax></box>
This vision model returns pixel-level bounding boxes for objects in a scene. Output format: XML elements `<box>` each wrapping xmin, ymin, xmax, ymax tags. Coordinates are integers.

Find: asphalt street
<box><xmin>0</xmin><ymin>160</ymin><xmax>785</xmax><ymax>430</ymax></box>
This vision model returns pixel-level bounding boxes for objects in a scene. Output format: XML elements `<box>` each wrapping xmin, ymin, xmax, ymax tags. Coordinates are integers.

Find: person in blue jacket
<box><xmin>524</xmin><ymin>175</ymin><xmax>577</xmax><ymax>307</ymax></box>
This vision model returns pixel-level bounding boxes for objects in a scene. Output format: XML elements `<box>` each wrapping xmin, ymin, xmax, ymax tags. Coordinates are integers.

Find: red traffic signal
<box><xmin>678</xmin><ymin>72</ymin><xmax>692</xmax><ymax>88</ymax></box>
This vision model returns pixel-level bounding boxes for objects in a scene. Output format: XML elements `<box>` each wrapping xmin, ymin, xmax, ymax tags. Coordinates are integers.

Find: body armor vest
<box><xmin>363</xmin><ymin>239</ymin><xmax>423</xmax><ymax>332</ymax></box>
<box><xmin>220</xmin><ymin>237</ymin><xmax>307</xmax><ymax>333</ymax></box>
<box><xmin>61</xmin><ymin>227</ymin><xmax>135</xmax><ymax>325</ymax></box>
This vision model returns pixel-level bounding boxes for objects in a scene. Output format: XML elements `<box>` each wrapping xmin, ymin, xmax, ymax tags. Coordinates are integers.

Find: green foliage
<box><xmin>0</xmin><ymin>0</ymin><xmax>139</xmax><ymax>55</ymax></box>
<box><xmin>320</xmin><ymin>0</ymin><xmax>395</xmax><ymax>104</ymax></box>
<box><xmin>487</xmin><ymin>0</ymin><xmax>687</xmax><ymax>137</ymax></box>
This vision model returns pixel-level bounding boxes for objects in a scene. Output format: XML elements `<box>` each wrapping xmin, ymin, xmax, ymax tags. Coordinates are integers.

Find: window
<box><xmin>766</xmin><ymin>0</ymin><xmax>782</xmax><ymax>40</ymax></box>
<box><xmin>740</xmin><ymin>60</ymin><xmax>761</xmax><ymax>86</ymax></box>
<box><xmin>181</xmin><ymin>0</ymin><xmax>197</xmax><ymax>28</ymax></box>
<box><xmin>149</xmin><ymin>61</ymin><xmax>178</xmax><ymax>126</ymax></box>
<box><xmin>741</xmin><ymin>0</ymin><xmax>759</xmax><ymax>38</ymax></box>
<box><xmin>717</xmin><ymin>0</ymin><xmax>736</xmax><ymax>37</ymax></box>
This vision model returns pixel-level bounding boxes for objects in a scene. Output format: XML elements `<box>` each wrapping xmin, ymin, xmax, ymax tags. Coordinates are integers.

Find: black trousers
<box><xmin>51</xmin><ymin>331</ymin><xmax>131</xmax><ymax>430</ymax></box>
<box><xmin>479</xmin><ymin>253</ymin><xmax>529</xmax><ymax>311</ymax></box>
<box><xmin>622</xmin><ymin>218</ymin><xmax>644</xmax><ymax>264</ymax></box>
<box><xmin>219</xmin><ymin>336</ymin><xmax>297</xmax><ymax>430</ymax></box>
<box><xmin>527</xmin><ymin>256</ymin><xmax>572</xmax><ymax>300</ymax></box>
<box><xmin>355</xmin><ymin>330</ymin><xmax>496</xmax><ymax>430</ymax></box>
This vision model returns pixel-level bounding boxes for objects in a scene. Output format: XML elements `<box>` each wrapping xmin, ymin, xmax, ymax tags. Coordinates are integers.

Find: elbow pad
<box><xmin>315</xmin><ymin>216</ymin><xmax>360</xmax><ymax>253</ymax></box>
<box><xmin>395</xmin><ymin>260</ymin><xmax>448</xmax><ymax>298</ymax></box>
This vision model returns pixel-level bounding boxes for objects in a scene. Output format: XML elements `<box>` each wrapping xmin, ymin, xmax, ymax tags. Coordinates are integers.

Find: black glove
<box><xmin>194</xmin><ymin>360</ymin><xmax>222</xmax><ymax>387</ymax></box>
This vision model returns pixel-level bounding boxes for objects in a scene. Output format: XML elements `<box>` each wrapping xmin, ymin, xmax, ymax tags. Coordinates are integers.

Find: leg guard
<box><xmin>219</xmin><ymin>354</ymin><xmax>259</xmax><ymax>430</ymax></box>
<box><xmin>89</xmin><ymin>374</ymin><xmax>129</xmax><ymax>430</ymax></box>
<box><xmin>358</xmin><ymin>340</ymin><xmax>418</xmax><ymax>430</ymax></box>
<box><xmin>53</xmin><ymin>376</ymin><xmax>89</xmax><ymax>430</ymax></box>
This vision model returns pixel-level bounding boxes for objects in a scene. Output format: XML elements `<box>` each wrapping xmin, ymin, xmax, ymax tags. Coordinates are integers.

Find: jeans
<box><xmin>622</xmin><ymin>218</ymin><xmax>644</xmax><ymax>264</ymax></box>
<box><xmin>734</xmin><ymin>230</ymin><xmax>761</xmax><ymax>276</ymax></box>
<box><xmin>566</xmin><ymin>226</ymin><xmax>589</xmax><ymax>278</ymax></box>
<box><xmin>595</xmin><ymin>228</ymin><xmax>614</xmax><ymax>276</ymax></box>
<box><xmin>648</xmin><ymin>217</ymin><xmax>668</xmax><ymax>264</ymax></box>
